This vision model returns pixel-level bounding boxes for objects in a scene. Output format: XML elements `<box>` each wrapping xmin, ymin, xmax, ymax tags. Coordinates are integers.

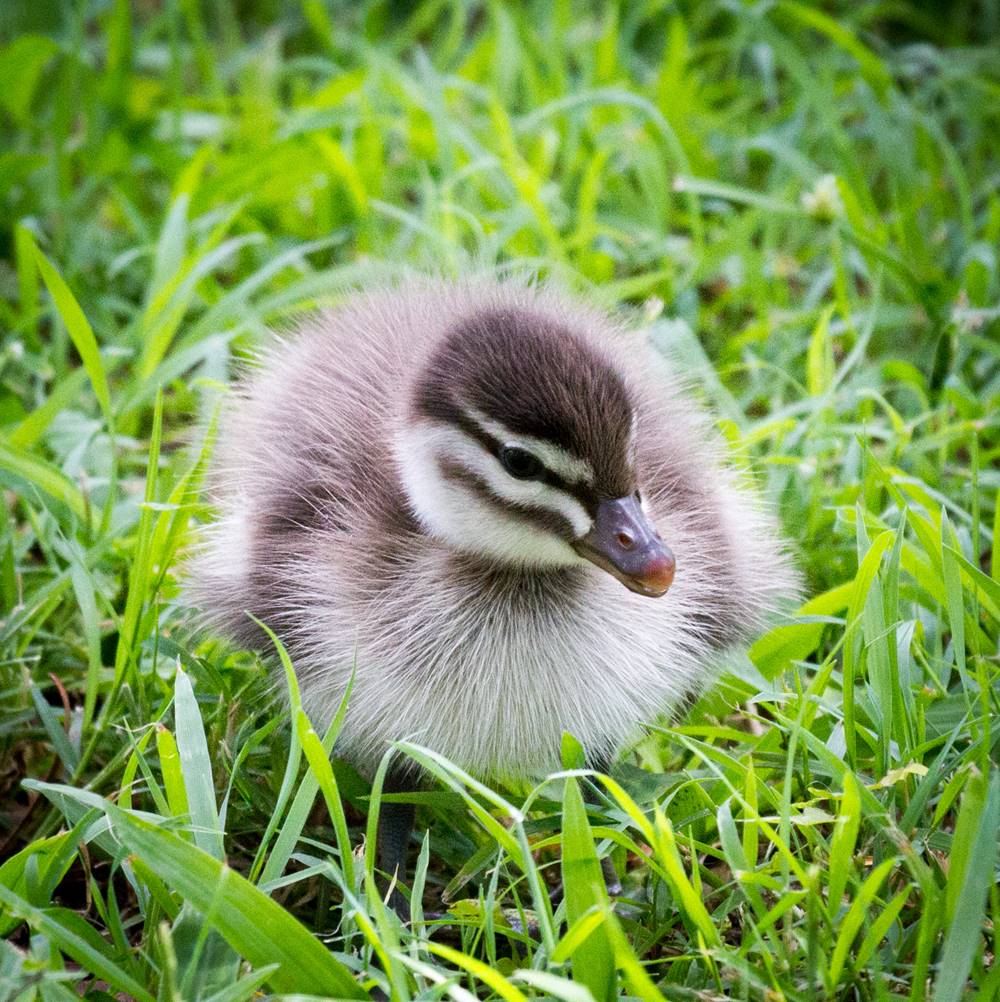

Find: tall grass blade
<box><xmin>932</xmin><ymin>773</ymin><xmax>1000</xmax><ymax>1002</ymax></box>
<box><xmin>560</xmin><ymin>776</ymin><xmax>615</xmax><ymax>1001</ymax></box>
<box><xmin>173</xmin><ymin>666</ymin><xmax>224</xmax><ymax>860</ymax></box>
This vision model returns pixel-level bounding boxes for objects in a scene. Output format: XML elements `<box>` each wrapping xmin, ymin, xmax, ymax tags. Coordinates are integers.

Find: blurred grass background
<box><xmin>0</xmin><ymin>1</ymin><xmax>998</xmax><ymax>999</ymax></box>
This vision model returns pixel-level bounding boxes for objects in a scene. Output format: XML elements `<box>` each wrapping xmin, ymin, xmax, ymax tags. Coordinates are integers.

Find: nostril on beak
<box><xmin>616</xmin><ymin>530</ymin><xmax>635</xmax><ymax>550</ymax></box>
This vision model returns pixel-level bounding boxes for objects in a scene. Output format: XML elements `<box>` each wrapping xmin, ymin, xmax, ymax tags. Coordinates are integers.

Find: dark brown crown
<box><xmin>413</xmin><ymin>305</ymin><xmax>637</xmax><ymax>502</ymax></box>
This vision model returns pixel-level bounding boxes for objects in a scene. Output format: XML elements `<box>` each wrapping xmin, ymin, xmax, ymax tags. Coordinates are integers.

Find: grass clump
<box><xmin>1</xmin><ymin>1</ymin><xmax>998</xmax><ymax>999</ymax></box>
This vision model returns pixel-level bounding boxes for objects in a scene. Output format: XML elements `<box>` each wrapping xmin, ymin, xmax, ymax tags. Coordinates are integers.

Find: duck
<box><xmin>187</xmin><ymin>276</ymin><xmax>798</xmax><ymax>908</ymax></box>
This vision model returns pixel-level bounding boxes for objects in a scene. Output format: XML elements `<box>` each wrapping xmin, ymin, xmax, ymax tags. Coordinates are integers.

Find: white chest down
<box><xmin>298</xmin><ymin>562</ymin><xmax>715</xmax><ymax>782</ymax></box>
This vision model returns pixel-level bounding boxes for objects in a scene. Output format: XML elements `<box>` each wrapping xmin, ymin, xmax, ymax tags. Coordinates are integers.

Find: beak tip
<box><xmin>573</xmin><ymin>495</ymin><xmax>676</xmax><ymax>598</ymax></box>
<box><xmin>634</xmin><ymin>553</ymin><xmax>675</xmax><ymax>597</ymax></box>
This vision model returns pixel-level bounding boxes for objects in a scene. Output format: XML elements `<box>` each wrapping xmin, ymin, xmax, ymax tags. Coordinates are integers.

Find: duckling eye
<box><xmin>499</xmin><ymin>445</ymin><xmax>543</xmax><ymax>481</ymax></box>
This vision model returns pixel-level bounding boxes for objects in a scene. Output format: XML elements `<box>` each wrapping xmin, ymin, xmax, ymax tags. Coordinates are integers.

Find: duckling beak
<box><xmin>572</xmin><ymin>496</ymin><xmax>675</xmax><ymax>597</ymax></box>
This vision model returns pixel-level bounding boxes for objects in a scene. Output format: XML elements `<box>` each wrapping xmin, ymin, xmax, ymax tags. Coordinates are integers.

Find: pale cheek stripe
<box><xmin>407</xmin><ymin>423</ymin><xmax>594</xmax><ymax>537</ymax></box>
<box><xmin>444</xmin><ymin>428</ymin><xmax>594</xmax><ymax>536</ymax></box>
<box><xmin>438</xmin><ymin>460</ymin><xmax>579</xmax><ymax>539</ymax></box>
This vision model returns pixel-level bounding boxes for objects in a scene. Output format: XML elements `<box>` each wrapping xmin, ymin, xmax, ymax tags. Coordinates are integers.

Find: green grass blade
<box><xmin>560</xmin><ymin>776</ymin><xmax>615</xmax><ymax>1001</ymax></box>
<box><xmin>47</xmin><ymin>794</ymin><xmax>369</xmax><ymax>998</ymax></box>
<box><xmin>828</xmin><ymin>857</ymin><xmax>896</xmax><ymax>986</ymax></box>
<box><xmin>651</xmin><ymin>805</ymin><xmax>720</xmax><ymax>948</ymax></box>
<box><xmin>425</xmin><ymin>941</ymin><xmax>527</xmax><ymax>1002</ymax></box>
<box><xmin>296</xmin><ymin>708</ymin><xmax>355</xmax><ymax>891</ymax></box>
<box><xmin>173</xmin><ymin>665</ymin><xmax>224</xmax><ymax>860</ymax></box>
<box><xmin>932</xmin><ymin>773</ymin><xmax>1000</xmax><ymax>1002</ymax></box>
<box><xmin>939</xmin><ymin>511</ymin><xmax>967</xmax><ymax>682</ymax></box>
<box><xmin>0</xmin><ymin>442</ymin><xmax>90</xmax><ymax>525</ymax></box>
<box><xmin>31</xmin><ymin>243</ymin><xmax>112</xmax><ymax>423</ymax></box>
<box><xmin>827</xmin><ymin>771</ymin><xmax>861</xmax><ymax>919</ymax></box>
<box><xmin>0</xmin><ymin>883</ymin><xmax>155</xmax><ymax>1002</ymax></box>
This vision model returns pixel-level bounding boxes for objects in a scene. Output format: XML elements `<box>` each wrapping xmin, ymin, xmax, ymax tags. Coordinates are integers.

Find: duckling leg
<box><xmin>377</xmin><ymin>773</ymin><xmax>415</xmax><ymax>919</ymax></box>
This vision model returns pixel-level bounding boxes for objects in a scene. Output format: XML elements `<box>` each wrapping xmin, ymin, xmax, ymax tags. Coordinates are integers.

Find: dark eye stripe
<box><xmin>446</xmin><ymin>410</ymin><xmax>598</xmax><ymax>513</ymax></box>
<box><xmin>415</xmin><ymin>384</ymin><xmax>615</xmax><ymax>513</ymax></box>
<box><xmin>437</xmin><ymin>460</ymin><xmax>578</xmax><ymax>539</ymax></box>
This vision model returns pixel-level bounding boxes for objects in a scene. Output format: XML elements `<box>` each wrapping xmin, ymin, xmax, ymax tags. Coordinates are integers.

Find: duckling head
<box><xmin>394</xmin><ymin>304</ymin><xmax>675</xmax><ymax>597</ymax></box>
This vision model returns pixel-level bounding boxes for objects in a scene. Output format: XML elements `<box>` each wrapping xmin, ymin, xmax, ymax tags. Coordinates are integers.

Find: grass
<box><xmin>1</xmin><ymin>0</ymin><xmax>998</xmax><ymax>998</ymax></box>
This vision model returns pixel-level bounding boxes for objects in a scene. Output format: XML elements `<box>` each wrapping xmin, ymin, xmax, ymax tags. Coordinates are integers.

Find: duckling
<box><xmin>188</xmin><ymin>278</ymin><xmax>797</xmax><ymax>906</ymax></box>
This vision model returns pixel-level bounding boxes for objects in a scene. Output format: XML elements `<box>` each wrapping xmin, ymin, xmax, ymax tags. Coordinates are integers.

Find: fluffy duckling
<box><xmin>188</xmin><ymin>278</ymin><xmax>797</xmax><ymax>903</ymax></box>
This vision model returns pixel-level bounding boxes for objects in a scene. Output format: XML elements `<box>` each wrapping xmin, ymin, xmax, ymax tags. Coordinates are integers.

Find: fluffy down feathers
<box><xmin>187</xmin><ymin>278</ymin><xmax>799</xmax><ymax>781</ymax></box>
